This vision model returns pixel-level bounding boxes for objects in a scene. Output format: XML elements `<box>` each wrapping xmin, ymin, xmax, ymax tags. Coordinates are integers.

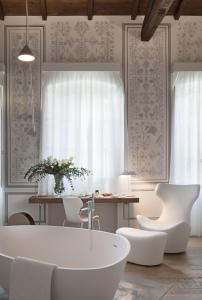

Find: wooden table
<box><xmin>29</xmin><ymin>195</ymin><xmax>139</xmax><ymax>224</ymax></box>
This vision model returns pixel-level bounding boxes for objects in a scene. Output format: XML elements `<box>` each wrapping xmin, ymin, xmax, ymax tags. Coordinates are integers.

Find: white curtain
<box><xmin>170</xmin><ymin>71</ymin><xmax>202</xmax><ymax>236</ymax></box>
<box><xmin>39</xmin><ymin>71</ymin><xmax>124</xmax><ymax>195</ymax></box>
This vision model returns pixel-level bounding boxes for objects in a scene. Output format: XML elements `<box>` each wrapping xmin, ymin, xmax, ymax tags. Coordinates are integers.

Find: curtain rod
<box><xmin>42</xmin><ymin>63</ymin><xmax>121</xmax><ymax>72</ymax></box>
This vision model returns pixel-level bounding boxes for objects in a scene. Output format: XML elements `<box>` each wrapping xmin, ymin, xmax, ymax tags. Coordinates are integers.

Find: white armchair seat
<box><xmin>137</xmin><ymin>215</ymin><xmax>187</xmax><ymax>231</ymax></box>
<box><xmin>137</xmin><ymin>183</ymin><xmax>200</xmax><ymax>253</ymax></box>
<box><xmin>137</xmin><ymin>216</ymin><xmax>190</xmax><ymax>253</ymax></box>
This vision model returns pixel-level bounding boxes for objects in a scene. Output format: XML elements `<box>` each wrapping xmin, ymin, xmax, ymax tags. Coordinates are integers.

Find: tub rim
<box><xmin>0</xmin><ymin>225</ymin><xmax>130</xmax><ymax>271</ymax></box>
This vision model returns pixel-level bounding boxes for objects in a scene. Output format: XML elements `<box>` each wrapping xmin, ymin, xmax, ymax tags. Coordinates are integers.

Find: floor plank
<box><xmin>120</xmin><ymin>238</ymin><xmax>202</xmax><ymax>299</ymax></box>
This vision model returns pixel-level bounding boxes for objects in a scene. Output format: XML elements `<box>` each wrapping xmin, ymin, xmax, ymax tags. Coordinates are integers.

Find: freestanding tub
<box><xmin>0</xmin><ymin>226</ymin><xmax>130</xmax><ymax>300</ymax></box>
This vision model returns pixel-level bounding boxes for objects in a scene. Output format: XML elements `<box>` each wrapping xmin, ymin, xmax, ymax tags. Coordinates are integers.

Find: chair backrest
<box><xmin>156</xmin><ymin>183</ymin><xmax>200</xmax><ymax>224</ymax></box>
<box><xmin>63</xmin><ymin>197</ymin><xmax>83</xmax><ymax>223</ymax></box>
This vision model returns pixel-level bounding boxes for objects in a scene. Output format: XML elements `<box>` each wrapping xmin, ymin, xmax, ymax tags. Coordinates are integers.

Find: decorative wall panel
<box><xmin>124</xmin><ymin>24</ymin><xmax>169</xmax><ymax>182</ymax></box>
<box><xmin>6</xmin><ymin>192</ymin><xmax>40</xmax><ymax>223</ymax></box>
<box><xmin>49</xmin><ymin>21</ymin><xmax>115</xmax><ymax>62</ymax></box>
<box><xmin>6</xmin><ymin>26</ymin><xmax>44</xmax><ymax>186</ymax></box>
<box><xmin>177</xmin><ymin>22</ymin><xmax>202</xmax><ymax>62</ymax></box>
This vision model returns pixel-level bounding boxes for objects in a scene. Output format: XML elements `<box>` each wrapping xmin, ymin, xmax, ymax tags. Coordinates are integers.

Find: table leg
<box><xmin>127</xmin><ymin>203</ymin><xmax>130</xmax><ymax>227</ymax></box>
<box><xmin>39</xmin><ymin>203</ymin><xmax>42</xmax><ymax>225</ymax></box>
<box><xmin>44</xmin><ymin>203</ymin><xmax>46</xmax><ymax>224</ymax></box>
<box><xmin>38</xmin><ymin>203</ymin><xmax>47</xmax><ymax>225</ymax></box>
<box><xmin>123</xmin><ymin>203</ymin><xmax>130</xmax><ymax>227</ymax></box>
<box><xmin>123</xmin><ymin>203</ymin><xmax>136</xmax><ymax>227</ymax></box>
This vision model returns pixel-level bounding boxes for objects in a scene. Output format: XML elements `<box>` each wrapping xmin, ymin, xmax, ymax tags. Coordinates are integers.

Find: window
<box><xmin>39</xmin><ymin>71</ymin><xmax>124</xmax><ymax>195</ymax></box>
<box><xmin>170</xmin><ymin>71</ymin><xmax>202</xmax><ymax>236</ymax></box>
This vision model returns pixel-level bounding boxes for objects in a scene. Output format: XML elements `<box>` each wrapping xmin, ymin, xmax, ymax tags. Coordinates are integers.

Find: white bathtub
<box><xmin>0</xmin><ymin>226</ymin><xmax>130</xmax><ymax>300</ymax></box>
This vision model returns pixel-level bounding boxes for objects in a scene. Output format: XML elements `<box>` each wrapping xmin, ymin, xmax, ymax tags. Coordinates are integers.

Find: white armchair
<box><xmin>63</xmin><ymin>196</ymin><xmax>100</xmax><ymax>230</ymax></box>
<box><xmin>137</xmin><ymin>183</ymin><xmax>200</xmax><ymax>253</ymax></box>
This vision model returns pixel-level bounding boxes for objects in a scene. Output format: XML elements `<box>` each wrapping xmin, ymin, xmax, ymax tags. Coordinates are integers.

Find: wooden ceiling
<box><xmin>0</xmin><ymin>0</ymin><xmax>202</xmax><ymax>40</ymax></box>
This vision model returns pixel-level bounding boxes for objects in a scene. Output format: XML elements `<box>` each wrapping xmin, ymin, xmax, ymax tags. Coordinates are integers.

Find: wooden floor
<box><xmin>120</xmin><ymin>238</ymin><xmax>202</xmax><ymax>300</ymax></box>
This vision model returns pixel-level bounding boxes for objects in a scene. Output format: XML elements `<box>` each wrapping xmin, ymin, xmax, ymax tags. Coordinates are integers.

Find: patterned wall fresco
<box><xmin>4</xmin><ymin>17</ymin><xmax>202</xmax><ymax>224</ymax></box>
<box><xmin>6</xmin><ymin>26</ymin><xmax>43</xmax><ymax>186</ymax></box>
<box><xmin>48</xmin><ymin>21</ymin><xmax>115</xmax><ymax>62</ymax></box>
<box><xmin>177</xmin><ymin>22</ymin><xmax>202</xmax><ymax>62</ymax></box>
<box><xmin>6</xmin><ymin>21</ymin><xmax>170</xmax><ymax>186</ymax></box>
<box><xmin>124</xmin><ymin>24</ymin><xmax>169</xmax><ymax>182</ymax></box>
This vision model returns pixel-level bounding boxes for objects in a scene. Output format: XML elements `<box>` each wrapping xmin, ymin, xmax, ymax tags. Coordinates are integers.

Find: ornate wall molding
<box><xmin>48</xmin><ymin>21</ymin><xmax>115</xmax><ymax>62</ymax></box>
<box><xmin>177</xmin><ymin>22</ymin><xmax>202</xmax><ymax>62</ymax></box>
<box><xmin>123</xmin><ymin>24</ymin><xmax>170</xmax><ymax>182</ymax></box>
<box><xmin>5</xmin><ymin>191</ymin><xmax>39</xmax><ymax>223</ymax></box>
<box><xmin>6</xmin><ymin>26</ymin><xmax>44</xmax><ymax>186</ymax></box>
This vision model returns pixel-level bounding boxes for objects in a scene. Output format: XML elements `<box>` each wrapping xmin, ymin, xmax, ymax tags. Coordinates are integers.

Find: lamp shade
<box><xmin>18</xmin><ymin>45</ymin><xmax>35</xmax><ymax>62</ymax></box>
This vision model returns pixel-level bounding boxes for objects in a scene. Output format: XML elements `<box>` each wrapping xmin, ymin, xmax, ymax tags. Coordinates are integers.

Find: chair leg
<box><xmin>96</xmin><ymin>218</ymin><xmax>101</xmax><ymax>231</ymax></box>
<box><xmin>92</xmin><ymin>218</ymin><xmax>101</xmax><ymax>230</ymax></box>
<box><xmin>81</xmin><ymin>222</ymin><xmax>84</xmax><ymax>228</ymax></box>
<box><xmin>63</xmin><ymin>219</ymin><xmax>66</xmax><ymax>226</ymax></box>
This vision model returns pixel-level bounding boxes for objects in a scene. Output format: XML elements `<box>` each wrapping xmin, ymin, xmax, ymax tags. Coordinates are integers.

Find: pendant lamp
<box><xmin>18</xmin><ymin>0</ymin><xmax>35</xmax><ymax>62</ymax></box>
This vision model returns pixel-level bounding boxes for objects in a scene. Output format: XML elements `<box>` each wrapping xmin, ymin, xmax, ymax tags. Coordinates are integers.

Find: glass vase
<box><xmin>54</xmin><ymin>174</ymin><xmax>65</xmax><ymax>196</ymax></box>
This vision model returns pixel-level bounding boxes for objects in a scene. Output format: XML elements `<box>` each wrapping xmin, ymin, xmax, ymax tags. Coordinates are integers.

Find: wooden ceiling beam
<box><xmin>141</xmin><ymin>0</ymin><xmax>175</xmax><ymax>41</ymax></box>
<box><xmin>87</xmin><ymin>0</ymin><xmax>94</xmax><ymax>20</ymax></box>
<box><xmin>0</xmin><ymin>0</ymin><xmax>4</xmax><ymax>20</ymax></box>
<box><xmin>131</xmin><ymin>0</ymin><xmax>140</xmax><ymax>20</ymax></box>
<box><xmin>40</xmin><ymin>0</ymin><xmax>47</xmax><ymax>20</ymax></box>
<box><xmin>174</xmin><ymin>0</ymin><xmax>184</xmax><ymax>20</ymax></box>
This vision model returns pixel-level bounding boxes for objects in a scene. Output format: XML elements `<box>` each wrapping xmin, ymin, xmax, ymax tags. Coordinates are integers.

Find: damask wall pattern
<box><xmin>124</xmin><ymin>24</ymin><xmax>169</xmax><ymax>182</ymax></box>
<box><xmin>6</xmin><ymin>27</ymin><xmax>44</xmax><ymax>186</ymax></box>
<box><xmin>3</xmin><ymin>16</ymin><xmax>202</xmax><ymax>224</ymax></box>
<box><xmin>177</xmin><ymin>21</ymin><xmax>202</xmax><ymax>62</ymax></box>
<box><xmin>48</xmin><ymin>21</ymin><xmax>115</xmax><ymax>62</ymax></box>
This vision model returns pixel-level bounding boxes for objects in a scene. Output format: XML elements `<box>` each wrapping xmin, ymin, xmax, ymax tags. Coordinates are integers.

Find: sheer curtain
<box><xmin>39</xmin><ymin>71</ymin><xmax>124</xmax><ymax>195</ymax></box>
<box><xmin>170</xmin><ymin>71</ymin><xmax>202</xmax><ymax>236</ymax></box>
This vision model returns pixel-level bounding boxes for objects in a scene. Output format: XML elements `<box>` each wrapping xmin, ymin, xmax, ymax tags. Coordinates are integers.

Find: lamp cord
<box><xmin>25</xmin><ymin>0</ymin><xmax>29</xmax><ymax>45</ymax></box>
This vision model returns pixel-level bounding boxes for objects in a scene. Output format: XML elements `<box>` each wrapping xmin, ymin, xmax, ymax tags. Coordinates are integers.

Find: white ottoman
<box><xmin>116</xmin><ymin>227</ymin><xmax>167</xmax><ymax>266</ymax></box>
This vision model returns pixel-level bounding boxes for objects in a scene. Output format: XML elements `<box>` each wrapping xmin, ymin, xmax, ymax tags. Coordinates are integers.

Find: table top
<box><xmin>29</xmin><ymin>195</ymin><xmax>139</xmax><ymax>204</ymax></box>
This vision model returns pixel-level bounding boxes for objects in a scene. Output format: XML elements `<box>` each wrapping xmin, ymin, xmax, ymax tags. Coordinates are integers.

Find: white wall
<box><xmin>1</xmin><ymin>15</ymin><xmax>202</xmax><ymax>229</ymax></box>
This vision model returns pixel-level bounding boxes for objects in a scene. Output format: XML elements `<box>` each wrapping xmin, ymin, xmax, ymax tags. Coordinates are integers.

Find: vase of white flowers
<box><xmin>24</xmin><ymin>156</ymin><xmax>91</xmax><ymax>195</ymax></box>
<box><xmin>53</xmin><ymin>173</ymin><xmax>65</xmax><ymax>195</ymax></box>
